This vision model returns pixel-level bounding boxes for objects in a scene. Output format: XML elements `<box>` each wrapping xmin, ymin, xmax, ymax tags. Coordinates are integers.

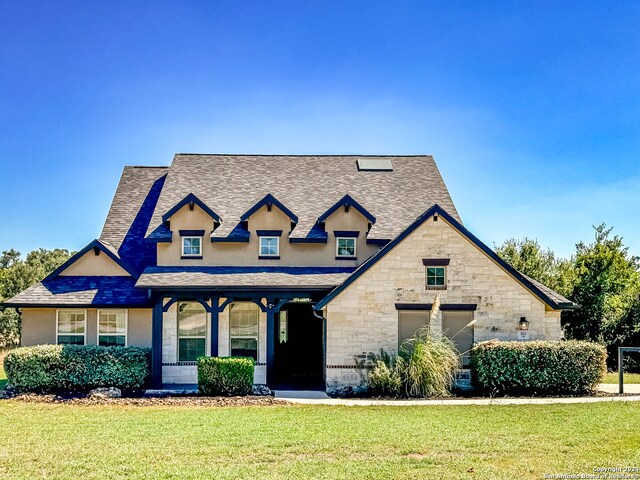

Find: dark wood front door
<box><xmin>273</xmin><ymin>303</ymin><xmax>324</xmax><ymax>389</ymax></box>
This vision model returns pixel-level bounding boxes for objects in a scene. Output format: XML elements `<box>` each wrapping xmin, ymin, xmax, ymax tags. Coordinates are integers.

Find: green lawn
<box><xmin>602</xmin><ymin>372</ymin><xmax>640</xmax><ymax>384</ymax></box>
<box><xmin>0</xmin><ymin>402</ymin><xmax>639</xmax><ymax>479</ymax></box>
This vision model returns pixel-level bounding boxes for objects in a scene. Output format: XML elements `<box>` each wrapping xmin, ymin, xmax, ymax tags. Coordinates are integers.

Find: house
<box><xmin>5</xmin><ymin>154</ymin><xmax>578</xmax><ymax>391</ymax></box>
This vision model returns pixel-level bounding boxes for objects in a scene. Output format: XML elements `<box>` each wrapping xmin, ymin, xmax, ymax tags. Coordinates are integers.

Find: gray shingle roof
<box><xmin>101</xmin><ymin>166</ymin><xmax>169</xmax><ymax>249</ymax></box>
<box><xmin>4</xmin><ymin>277</ymin><xmax>149</xmax><ymax>307</ymax></box>
<box><xmin>144</xmin><ymin>155</ymin><xmax>459</xmax><ymax>241</ymax></box>
<box><xmin>136</xmin><ymin>266</ymin><xmax>354</xmax><ymax>289</ymax></box>
<box><xmin>523</xmin><ymin>274</ymin><xmax>577</xmax><ymax>308</ymax></box>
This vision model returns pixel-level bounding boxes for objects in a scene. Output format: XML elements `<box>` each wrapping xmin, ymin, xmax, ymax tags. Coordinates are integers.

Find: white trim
<box><xmin>56</xmin><ymin>309</ymin><xmax>87</xmax><ymax>345</ymax></box>
<box><xmin>182</xmin><ymin>236</ymin><xmax>202</xmax><ymax>256</ymax></box>
<box><xmin>335</xmin><ymin>237</ymin><xmax>357</xmax><ymax>257</ymax></box>
<box><xmin>97</xmin><ymin>309</ymin><xmax>128</xmax><ymax>347</ymax></box>
<box><xmin>259</xmin><ymin>236</ymin><xmax>279</xmax><ymax>256</ymax></box>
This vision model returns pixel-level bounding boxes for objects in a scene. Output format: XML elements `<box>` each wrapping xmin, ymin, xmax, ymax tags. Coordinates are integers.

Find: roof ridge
<box><xmin>172</xmin><ymin>153</ymin><xmax>434</xmax><ymax>158</ymax></box>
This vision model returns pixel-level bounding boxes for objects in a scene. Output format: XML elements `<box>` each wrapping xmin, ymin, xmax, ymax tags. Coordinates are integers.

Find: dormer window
<box><xmin>182</xmin><ymin>237</ymin><xmax>202</xmax><ymax>257</ymax></box>
<box><xmin>259</xmin><ymin>237</ymin><xmax>279</xmax><ymax>258</ymax></box>
<box><xmin>336</xmin><ymin>238</ymin><xmax>356</xmax><ymax>258</ymax></box>
<box><xmin>257</xmin><ymin>230</ymin><xmax>282</xmax><ymax>259</ymax></box>
<box><xmin>334</xmin><ymin>230</ymin><xmax>358</xmax><ymax>260</ymax></box>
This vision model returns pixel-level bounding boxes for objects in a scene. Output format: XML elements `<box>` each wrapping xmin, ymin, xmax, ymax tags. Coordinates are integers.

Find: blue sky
<box><xmin>1</xmin><ymin>1</ymin><xmax>638</xmax><ymax>259</ymax></box>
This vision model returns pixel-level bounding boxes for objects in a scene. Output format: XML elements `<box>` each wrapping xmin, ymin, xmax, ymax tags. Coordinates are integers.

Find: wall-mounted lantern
<box><xmin>517</xmin><ymin>316</ymin><xmax>530</xmax><ymax>340</ymax></box>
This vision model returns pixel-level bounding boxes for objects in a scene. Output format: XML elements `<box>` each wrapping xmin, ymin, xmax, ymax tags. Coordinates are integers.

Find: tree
<box><xmin>0</xmin><ymin>248</ymin><xmax>74</xmax><ymax>349</ymax></box>
<box><xmin>563</xmin><ymin>225</ymin><xmax>640</xmax><ymax>348</ymax></box>
<box><xmin>495</xmin><ymin>238</ymin><xmax>575</xmax><ymax>297</ymax></box>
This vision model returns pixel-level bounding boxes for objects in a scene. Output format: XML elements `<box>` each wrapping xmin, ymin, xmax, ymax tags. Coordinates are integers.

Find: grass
<box><xmin>602</xmin><ymin>372</ymin><xmax>640</xmax><ymax>384</ymax></box>
<box><xmin>1</xmin><ymin>402</ymin><xmax>639</xmax><ymax>479</ymax></box>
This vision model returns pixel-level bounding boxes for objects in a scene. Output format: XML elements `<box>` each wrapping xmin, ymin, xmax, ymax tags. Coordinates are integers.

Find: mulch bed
<box><xmin>6</xmin><ymin>394</ymin><xmax>290</xmax><ymax>407</ymax></box>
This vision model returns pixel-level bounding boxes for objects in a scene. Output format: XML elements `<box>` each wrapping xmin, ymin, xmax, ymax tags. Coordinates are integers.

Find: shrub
<box><xmin>198</xmin><ymin>356</ymin><xmax>255</xmax><ymax>396</ymax></box>
<box><xmin>3</xmin><ymin>344</ymin><xmax>150</xmax><ymax>393</ymax></box>
<box><xmin>358</xmin><ymin>350</ymin><xmax>403</xmax><ymax>396</ymax></box>
<box><xmin>400</xmin><ymin>327</ymin><xmax>459</xmax><ymax>397</ymax></box>
<box><xmin>470</xmin><ymin>340</ymin><xmax>606</xmax><ymax>396</ymax></box>
<box><xmin>356</xmin><ymin>327</ymin><xmax>460</xmax><ymax>398</ymax></box>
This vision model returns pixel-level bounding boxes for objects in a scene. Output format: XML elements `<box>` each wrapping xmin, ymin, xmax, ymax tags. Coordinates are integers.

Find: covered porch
<box><xmin>150</xmin><ymin>291</ymin><xmax>327</xmax><ymax>389</ymax></box>
<box><xmin>136</xmin><ymin>266</ymin><xmax>355</xmax><ymax>390</ymax></box>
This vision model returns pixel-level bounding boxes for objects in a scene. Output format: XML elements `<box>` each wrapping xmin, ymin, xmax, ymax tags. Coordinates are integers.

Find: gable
<box><xmin>58</xmin><ymin>249</ymin><xmax>130</xmax><ymax>277</ymax></box>
<box><xmin>45</xmin><ymin>239</ymin><xmax>138</xmax><ymax>281</ymax></box>
<box><xmin>316</xmin><ymin>205</ymin><xmax>577</xmax><ymax>311</ymax></box>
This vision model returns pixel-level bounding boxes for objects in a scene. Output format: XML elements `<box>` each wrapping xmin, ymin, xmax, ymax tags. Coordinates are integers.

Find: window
<box><xmin>98</xmin><ymin>310</ymin><xmax>127</xmax><ymax>346</ymax></box>
<box><xmin>426</xmin><ymin>266</ymin><xmax>446</xmax><ymax>288</ymax></box>
<box><xmin>182</xmin><ymin>237</ymin><xmax>201</xmax><ymax>256</ymax></box>
<box><xmin>259</xmin><ymin>237</ymin><xmax>279</xmax><ymax>257</ymax></box>
<box><xmin>336</xmin><ymin>237</ymin><xmax>356</xmax><ymax>257</ymax></box>
<box><xmin>230</xmin><ymin>303</ymin><xmax>259</xmax><ymax>361</ymax></box>
<box><xmin>177</xmin><ymin>302</ymin><xmax>207</xmax><ymax>362</ymax></box>
<box><xmin>57</xmin><ymin>310</ymin><xmax>86</xmax><ymax>345</ymax></box>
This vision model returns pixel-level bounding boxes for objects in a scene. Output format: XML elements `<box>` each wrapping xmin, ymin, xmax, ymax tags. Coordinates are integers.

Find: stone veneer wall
<box><xmin>324</xmin><ymin>214</ymin><xmax>563</xmax><ymax>392</ymax></box>
<box><xmin>161</xmin><ymin>298</ymin><xmax>267</xmax><ymax>385</ymax></box>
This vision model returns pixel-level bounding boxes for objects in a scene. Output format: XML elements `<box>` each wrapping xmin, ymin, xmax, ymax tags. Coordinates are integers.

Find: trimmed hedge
<box><xmin>470</xmin><ymin>340</ymin><xmax>606</xmax><ymax>396</ymax></box>
<box><xmin>3</xmin><ymin>344</ymin><xmax>150</xmax><ymax>393</ymax></box>
<box><xmin>198</xmin><ymin>356</ymin><xmax>255</xmax><ymax>396</ymax></box>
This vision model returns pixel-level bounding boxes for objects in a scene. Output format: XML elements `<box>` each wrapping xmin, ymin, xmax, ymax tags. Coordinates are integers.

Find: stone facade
<box><xmin>324</xmin><ymin>214</ymin><xmax>563</xmax><ymax>391</ymax></box>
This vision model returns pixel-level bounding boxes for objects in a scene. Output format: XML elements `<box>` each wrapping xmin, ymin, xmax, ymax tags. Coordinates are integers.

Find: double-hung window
<box><xmin>177</xmin><ymin>302</ymin><xmax>207</xmax><ymax>362</ymax></box>
<box><xmin>182</xmin><ymin>237</ymin><xmax>202</xmax><ymax>257</ymax></box>
<box><xmin>259</xmin><ymin>237</ymin><xmax>279</xmax><ymax>257</ymax></box>
<box><xmin>57</xmin><ymin>310</ymin><xmax>86</xmax><ymax>345</ymax></box>
<box><xmin>230</xmin><ymin>303</ymin><xmax>259</xmax><ymax>361</ymax></box>
<box><xmin>336</xmin><ymin>237</ymin><xmax>356</xmax><ymax>258</ymax></box>
<box><xmin>98</xmin><ymin>310</ymin><xmax>127</xmax><ymax>346</ymax></box>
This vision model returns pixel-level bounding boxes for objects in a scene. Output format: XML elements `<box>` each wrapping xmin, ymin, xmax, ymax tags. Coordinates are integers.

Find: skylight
<box><xmin>356</xmin><ymin>158</ymin><xmax>394</xmax><ymax>171</ymax></box>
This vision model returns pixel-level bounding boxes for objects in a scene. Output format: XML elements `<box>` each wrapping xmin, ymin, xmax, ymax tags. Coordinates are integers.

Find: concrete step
<box><xmin>273</xmin><ymin>390</ymin><xmax>330</xmax><ymax>399</ymax></box>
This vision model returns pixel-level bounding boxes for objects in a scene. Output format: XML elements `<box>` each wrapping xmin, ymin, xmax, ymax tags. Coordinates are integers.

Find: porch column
<box><xmin>210</xmin><ymin>295</ymin><xmax>219</xmax><ymax>357</ymax></box>
<box><xmin>151</xmin><ymin>297</ymin><xmax>163</xmax><ymax>388</ymax></box>
<box><xmin>266</xmin><ymin>303</ymin><xmax>275</xmax><ymax>386</ymax></box>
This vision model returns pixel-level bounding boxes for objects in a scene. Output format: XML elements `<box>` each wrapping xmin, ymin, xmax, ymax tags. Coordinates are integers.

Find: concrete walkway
<box><xmin>145</xmin><ymin>383</ymin><xmax>640</xmax><ymax>405</ymax></box>
<box><xmin>273</xmin><ymin>390</ymin><xmax>330</xmax><ymax>399</ymax></box>
<box><xmin>597</xmin><ymin>383</ymin><xmax>640</xmax><ymax>394</ymax></box>
<box><xmin>278</xmin><ymin>394</ymin><xmax>640</xmax><ymax>406</ymax></box>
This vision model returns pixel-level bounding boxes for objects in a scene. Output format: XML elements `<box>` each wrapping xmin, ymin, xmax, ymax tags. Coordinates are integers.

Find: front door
<box><xmin>273</xmin><ymin>303</ymin><xmax>324</xmax><ymax>389</ymax></box>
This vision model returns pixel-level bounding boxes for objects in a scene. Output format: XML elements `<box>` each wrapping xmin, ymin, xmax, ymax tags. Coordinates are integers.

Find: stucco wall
<box><xmin>21</xmin><ymin>308</ymin><xmax>57</xmax><ymax>345</ymax></box>
<box><xmin>20</xmin><ymin>308</ymin><xmax>152</xmax><ymax>347</ymax></box>
<box><xmin>324</xmin><ymin>214</ymin><xmax>563</xmax><ymax>391</ymax></box>
<box><xmin>58</xmin><ymin>250</ymin><xmax>130</xmax><ymax>276</ymax></box>
<box><xmin>156</xmin><ymin>202</ymin><xmax>379</xmax><ymax>267</ymax></box>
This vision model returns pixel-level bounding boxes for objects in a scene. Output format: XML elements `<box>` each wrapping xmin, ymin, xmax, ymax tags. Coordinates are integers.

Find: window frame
<box><xmin>177</xmin><ymin>301</ymin><xmax>207</xmax><ymax>363</ymax></box>
<box><xmin>56</xmin><ymin>309</ymin><xmax>87</xmax><ymax>345</ymax></box>
<box><xmin>259</xmin><ymin>236</ymin><xmax>280</xmax><ymax>257</ymax></box>
<box><xmin>181</xmin><ymin>236</ymin><xmax>202</xmax><ymax>257</ymax></box>
<box><xmin>97</xmin><ymin>309</ymin><xmax>128</xmax><ymax>347</ymax></box>
<box><xmin>335</xmin><ymin>237</ymin><xmax>357</xmax><ymax>258</ymax></box>
<box><xmin>229</xmin><ymin>302</ymin><xmax>260</xmax><ymax>361</ymax></box>
<box><xmin>425</xmin><ymin>266</ymin><xmax>447</xmax><ymax>289</ymax></box>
